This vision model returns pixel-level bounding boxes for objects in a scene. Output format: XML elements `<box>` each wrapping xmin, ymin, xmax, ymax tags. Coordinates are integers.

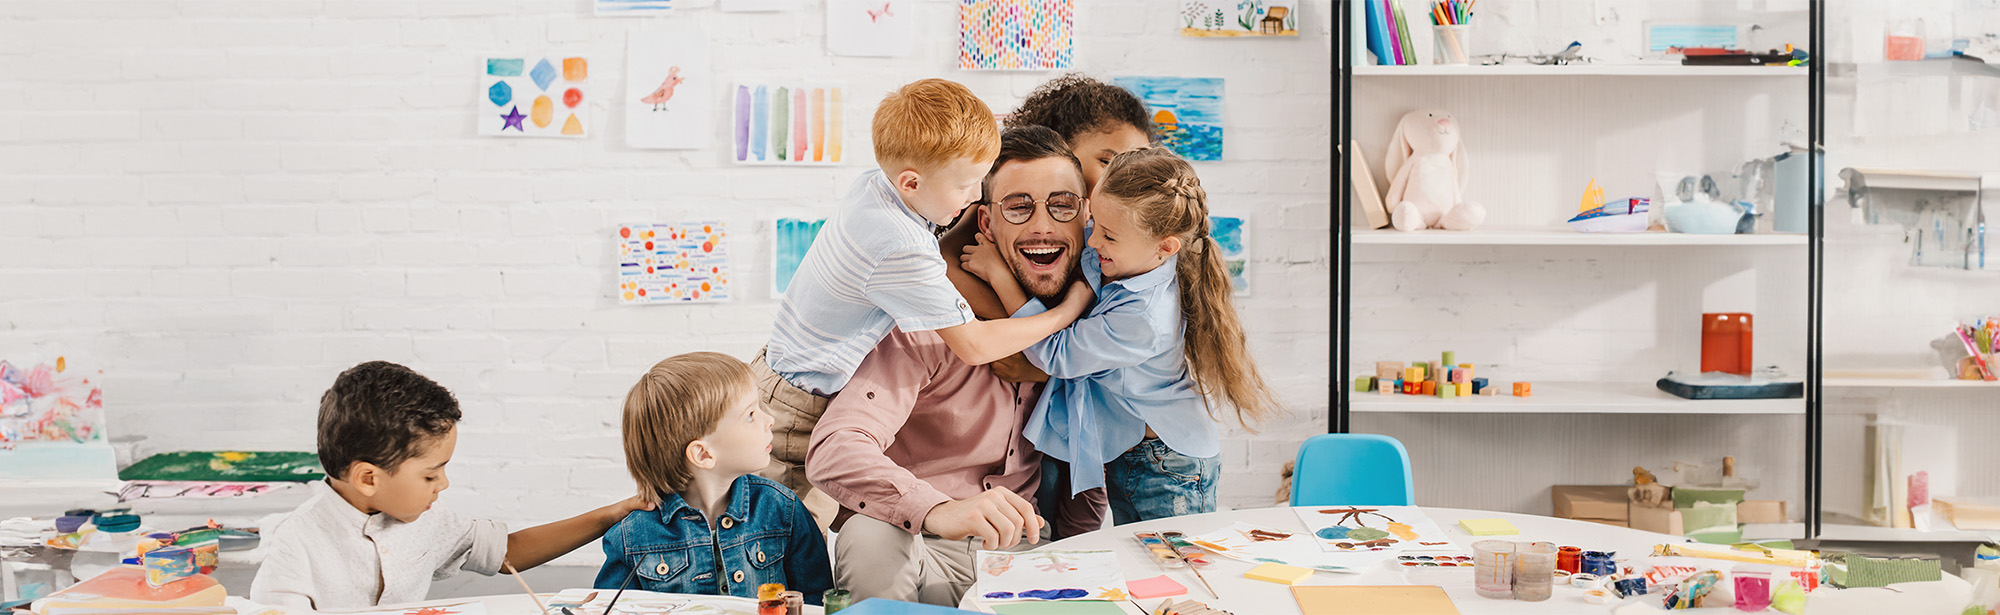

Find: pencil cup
<box><xmin>1434</xmin><ymin>25</ymin><xmax>1471</xmax><ymax>65</ymax></box>
<box><xmin>1473</xmin><ymin>540</ymin><xmax>1516</xmax><ymax>599</ymax></box>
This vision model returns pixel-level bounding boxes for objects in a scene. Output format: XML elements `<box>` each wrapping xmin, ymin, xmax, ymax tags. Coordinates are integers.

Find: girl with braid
<box><xmin>960</xmin><ymin>147</ymin><xmax>1281</xmax><ymax>523</ymax></box>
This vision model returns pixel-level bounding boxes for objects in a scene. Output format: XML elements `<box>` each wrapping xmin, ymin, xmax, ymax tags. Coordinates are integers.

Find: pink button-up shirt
<box><xmin>807</xmin><ymin>328</ymin><xmax>1043</xmax><ymax>535</ymax></box>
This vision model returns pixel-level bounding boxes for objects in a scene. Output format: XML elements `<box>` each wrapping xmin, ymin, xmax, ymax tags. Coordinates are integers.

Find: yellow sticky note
<box><xmin>1458</xmin><ymin>518</ymin><xmax>1519</xmax><ymax>536</ymax></box>
<box><xmin>1245</xmin><ymin>562</ymin><xmax>1314</xmax><ymax>585</ymax></box>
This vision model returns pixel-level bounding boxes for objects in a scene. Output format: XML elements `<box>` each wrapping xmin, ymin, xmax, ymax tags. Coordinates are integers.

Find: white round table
<box><xmin>962</xmin><ymin>506</ymin><xmax>1693</xmax><ymax>614</ymax></box>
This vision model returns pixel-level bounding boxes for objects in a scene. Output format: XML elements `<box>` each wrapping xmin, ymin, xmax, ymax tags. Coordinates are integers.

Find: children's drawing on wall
<box><xmin>1180</xmin><ymin>0</ymin><xmax>1297</xmax><ymax>37</ymax></box>
<box><xmin>625</xmin><ymin>28</ymin><xmax>711</xmax><ymax>150</ymax></box>
<box><xmin>481</xmin><ymin>55</ymin><xmax>588</xmax><ymax>138</ymax></box>
<box><xmin>959</xmin><ymin>0</ymin><xmax>1074</xmax><ymax>70</ymax></box>
<box><xmin>718</xmin><ymin>0</ymin><xmax>790</xmax><ymax>10</ymax></box>
<box><xmin>596</xmin><ymin>0</ymin><xmax>674</xmax><ymax>15</ymax></box>
<box><xmin>617</xmin><ymin>222</ymin><xmax>731</xmax><ymax>304</ymax></box>
<box><xmin>771</xmin><ymin>217</ymin><xmax>826</xmax><ymax>297</ymax></box>
<box><xmin>731</xmin><ymin>83</ymin><xmax>845</xmax><ymax>165</ymax></box>
<box><xmin>828</xmin><ymin>0</ymin><xmax>912</xmax><ymax>57</ymax></box>
<box><xmin>0</xmin><ymin>358</ymin><xmax>116</xmax><ymax>481</ymax></box>
<box><xmin>1114</xmin><ymin>76</ymin><xmax>1223</xmax><ymax>161</ymax></box>
<box><xmin>1209</xmin><ymin>215</ymin><xmax>1249</xmax><ymax>296</ymax></box>
<box><xmin>976</xmin><ymin>549</ymin><xmax>1128</xmax><ymax>602</ymax></box>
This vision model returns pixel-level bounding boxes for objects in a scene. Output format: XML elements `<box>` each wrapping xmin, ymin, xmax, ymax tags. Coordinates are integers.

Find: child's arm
<box><xmin>940</xmin><ymin>215</ymin><xmax>1012</xmax><ymax>320</ymax></box>
<box><xmin>504</xmin><ymin>495</ymin><xmax>654</xmax><ymax>571</ymax></box>
<box><xmin>783</xmin><ymin>497</ymin><xmax>835</xmax><ymax>604</ymax></box>
<box><xmin>1014</xmin><ymin>294</ymin><xmax>1171</xmax><ymax>379</ymax></box>
<box><xmin>933</xmin><ymin>281</ymin><xmax>1091</xmax><ymax>366</ymax></box>
<box><xmin>247</xmin><ymin>533</ymin><xmax>318</xmax><ymax>611</ymax></box>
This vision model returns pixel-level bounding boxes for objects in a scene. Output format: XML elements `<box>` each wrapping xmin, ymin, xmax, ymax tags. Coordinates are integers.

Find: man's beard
<box><xmin>1005</xmin><ymin>251</ymin><xmax>1080</xmax><ymax>306</ymax></box>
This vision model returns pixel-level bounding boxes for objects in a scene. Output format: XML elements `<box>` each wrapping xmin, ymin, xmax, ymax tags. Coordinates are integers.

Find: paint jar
<box><xmin>1886</xmin><ymin>19</ymin><xmax>1926</xmax><ymax>61</ymax></box>
<box><xmin>1473</xmin><ymin>540</ymin><xmax>1516</xmax><ymax>599</ymax></box>
<box><xmin>1512</xmin><ymin>542</ymin><xmax>1557</xmax><ymax>601</ymax></box>
<box><xmin>1433</xmin><ymin>25</ymin><xmax>1471</xmax><ymax>65</ymax></box>
<box><xmin>1557</xmin><ymin>546</ymin><xmax>1583</xmax><ymax>574</ymax></box>
<box><xmin>756</xmin><ymin>583</ymin><xmax>786</xmax><ymax>615</ymax></box>
<box><xmin>1734</xmin><ymin>566</ymin><xmax>1773</xmax><ymax>611</ymax></box>
<box><xmin>781</xmin><ymin>590</ymin><xmax>804</xmax><ymax>615</ymax></box>
<box><xmin>1702</xmin><ymin>313</ymin><xmax>1754</xmax><ymax>376</ymax></box>
<box><xmin>1581</xmin><ymin>550</ymin><xmax>1617</xmax><ymax>577</ymax></box>
<box><xmin>822</xmin><ymin>589</ymin><xmax>851</xmax><ymax>613</ymax></box>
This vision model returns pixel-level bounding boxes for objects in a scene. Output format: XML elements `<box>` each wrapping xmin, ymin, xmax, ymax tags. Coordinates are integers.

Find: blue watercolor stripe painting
<box><xmin>1209</xmin><ymin>215</ymin><xmax>1248</xmax><ymax>296</ymax></box>
<box><xmin>772</xmin><ymin>217</ymin><xmax>827</xmax><ymax>297</ymax></box>
<box><xmin>1114</xmin><ymin>76</ymin><xmax>1223</xmax><ymax>162</ymax></box>
<box><xmin>596</xmin><ymin>0</ymin><xmax>674</xmax><ymax>14</ymax></box>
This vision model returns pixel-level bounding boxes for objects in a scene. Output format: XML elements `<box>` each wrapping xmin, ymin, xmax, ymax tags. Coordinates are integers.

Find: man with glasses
<box><xmin>805</xmin><ymin>126</ymin><xmax>1101</xmax><ymax>605</ymax></box>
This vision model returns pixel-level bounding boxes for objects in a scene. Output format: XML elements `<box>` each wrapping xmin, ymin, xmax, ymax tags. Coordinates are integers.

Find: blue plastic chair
<box><xmin>1289</xmin><ymin>433</ymin><xmax>1415</xmax><ymax>506</ymax></box>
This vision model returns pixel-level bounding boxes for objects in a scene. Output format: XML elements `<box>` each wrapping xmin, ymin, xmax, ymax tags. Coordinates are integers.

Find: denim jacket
<box><xmin>593</xmin><ymin>475</ymin><xmax>832</xmax><ymax>604</ymax></box>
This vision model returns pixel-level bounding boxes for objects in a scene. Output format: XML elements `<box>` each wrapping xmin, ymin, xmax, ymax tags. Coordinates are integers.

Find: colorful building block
<box><xmin>1405</xmin><ymin>367</ymin><xmax>1423</xmax><ymax>383</ymax></box>
<box><xmin>1481</xmin><ymin>387</ymin><xmax>1499</xmax><ymax>396</ymax></box>
<box><xmin>1456</xmin><ymin>382</ymin><xmax>1471</xmax><ymax>397</ymax></box>
<box><xmin>1245</xmin><ymin>562</ymin><xmax>1315</xmax><ymax>585</ymax></box>
<box><xmin>1427</xmin><ymin>362</ymin><xmax>1443</xmax><ymax>381</ymax></box>
<box><xmin>1442</xmin><ymin>351</ymin><xmax>1455</xmax><ymax>366</ymax></box>
<box><xmin>1355</xmin><ymin>377</ymin><xmax>1373</xmax><ymax>393</ymax></box>
<box><xmin>1378</xmin><ymin>380</ymin><xmax>1394</xmax><ymax>395</ymax></box>
<box><xmin>1421</xmin><ymin>381</ymin><xmax>1437</xmax><ymax>396</ymax></box>
<box><xmin>1471</xmin><ymin>377</ymin><xmax>1489</xmax><ymax>394</ymax></box>
<box><xmin>1402</xmin><ymin>381</ymin><xmax>1418</xmax><ymax>395</ymax></box>
<box><xmin>1376</xmin><ymin>361</ymin><xmax>1405</xmax><ymax>381</ymax></box>
<box><xmin>1514</xmin><ymin>382</ymin><xmax>1532</xmax><ymax>397</ymax></box>
<box><xmin>1438</xmin><ymin>381</ymin><xmax>1455</xmax><ymax>398</ymax></box>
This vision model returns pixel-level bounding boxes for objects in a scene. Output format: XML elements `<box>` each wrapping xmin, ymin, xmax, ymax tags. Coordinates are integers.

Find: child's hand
<box><xmin>611</xmin><ymin>494</ymin><xmax>655</xmax><ymax>519</ymax></box>
<box><xmin>1061</xmin><ymin>280</ymin><xmax>1095</xmax><ymax>311</ymax></box>
<box><xmin>959</xmin><ymin>235</ymin><xmax>1008</xmax><ymax>283</ymax></box>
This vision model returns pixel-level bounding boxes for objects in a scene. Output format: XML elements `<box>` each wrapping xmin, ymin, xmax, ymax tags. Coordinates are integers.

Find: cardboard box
<box><xmin>1553</xmin><ymin>486</ymin><xmax>1631</xmax><ymax>522</ymax></box>
<box><xmin>1629</xmin><ymin>502</ymin><xmax>1684</xmax><ymax>535</ymax></box>
<box><xmin>1737</xmin><ymin>500</ymin><xmax>1789</xmax><ymax>524</ymax></box>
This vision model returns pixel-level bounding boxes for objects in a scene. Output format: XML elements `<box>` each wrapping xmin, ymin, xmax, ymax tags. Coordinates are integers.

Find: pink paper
<box><xmin>1127</xmin><ymin>575</ymin><xmax>1187</xmax><ymax>600</ymax></box>
<box><xmin>1910</xmin><ymin>471</ymin><xmax>1930</xmax><ymax>508</ymax></box>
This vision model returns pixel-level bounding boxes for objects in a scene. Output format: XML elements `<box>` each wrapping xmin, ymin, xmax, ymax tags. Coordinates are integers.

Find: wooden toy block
<box><xmin>1471</xmin><ymin>377</ymin><xmax>1489</xmax><ymax>394</ymax></box>
<box><xmin>1355</xmin><ymin>377</ymin><xmax>1373</xmax><ymax>392</ymax></box>
<box><xmin>1378</xmin><ymin>380</ymin><xmax>1394</xmax><ymax>395</ymax></box>
<box><xmin>1456</xmin><ymin>382</ymin><xmax>1471</xmax><ymax>397</ymax></box>
<box><xmin>1402</xmin><ymin>381</ymin><xmax>1418</xmax><ymax>395</ymax></box>
<box><xmin>1404</xmin><ymin>367</ymin><xmax>1423</xmax><ymax>383</ymax></box>
<box><xmin>1427</xmin><ymin>362</ymin><xmax>1443</xmax><ymax>381</ymax></box>
<box><xmin>1441</xmin><ymin>351</ymin><xmax>1455</xmax><ymax>366</ymax></box>
<box><xmin>1481</xmin><ymin>387</ymin><xmax>1499</xmax><ymax>396</ymax></box>
<box><xmin>1245</xmin><ymin>562</ymin><xmax>1315</xmax><ymax>585</ymax></box>
<box><xmin>1438</xmin><ymin>381</ymin><xmax>1455</xmax><ymax>398</ymax></box>
<box><xmin>1421</xmin><ymin>381</ymin><xmax>1436</xmax><ymax>396</ymax></box>
<box><xmin>1376</xmin><ymin>361</ymin><xmax>1405</xmax><ymax>380</ymax></box>
<box><xmin>1450</xmin><ymin>369</ymin><xmax>1467</xmax><ymax>384</ymax></box>
<box><xmin>1514</xmin><ymin>382</ymin><xmax>1532</xmax><ymax>397</ymax></box>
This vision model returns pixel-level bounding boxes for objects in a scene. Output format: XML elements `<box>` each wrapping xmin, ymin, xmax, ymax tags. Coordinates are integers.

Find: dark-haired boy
<box><xmin>250</xmin><ymin>361</ymin><xmax>651</xmax><ymax>611</ymax></box>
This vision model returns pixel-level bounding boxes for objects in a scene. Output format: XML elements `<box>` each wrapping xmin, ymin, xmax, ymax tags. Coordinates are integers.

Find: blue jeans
<box><xmin>1106</xmin><ymin>438</ymin><xmax>1220</xmax><ymax>526</ymax></box>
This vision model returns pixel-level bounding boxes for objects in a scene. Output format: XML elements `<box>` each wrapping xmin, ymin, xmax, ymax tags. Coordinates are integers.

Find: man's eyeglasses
<box><xmin>991</xmin><ymin>192</ymin><xmax>1083</xmax><ymax>224</ymax></box>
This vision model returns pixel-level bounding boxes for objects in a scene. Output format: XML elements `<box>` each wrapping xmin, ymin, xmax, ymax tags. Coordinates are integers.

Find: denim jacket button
<box><xmin>732</xmin><ymin>570</ymin><xmax>745</xmax><ymax>583</ymax></box>
<box><xmin>655</xmin><ymin>562</ymin><xmax>670</xmax><ymax>575</ymax></box>
<box><xmin>721</xmin><ymin>517</ymin><xmax>735</xmax><ymax>529</ymax></box>
<box><xmin>757</xmin><ymin>551</ymin><xmax>767</xmax><ymax>564</ymax></box>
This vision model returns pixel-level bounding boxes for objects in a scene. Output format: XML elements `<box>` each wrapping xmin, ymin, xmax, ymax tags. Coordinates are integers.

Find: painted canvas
<box><xmin>1115</xmin><ymin>76</ymin><xmax>1223</xmax><ymax>161</ymax></box>
<box><xmin>771</xmin><ymin>217</ymin><xmax>826</xmax><ymax>297</ymax></box>
<box><xmin>1180</xmin><ymin>0</ymin><xmax>1298</xmax><ymax>37</ymax></box>
<box><xmin>1209</xmin><ymin>215</ymin><xmax>1248</xmax><ymax>296</ymax></box>
<box><xmin>959</xmin><ymin>0</ymin><xmax>1074</xmax><ymax>70</ymax></box>
<box><xmin>719</xmin><ymin>0</ymin><xmax>790</xmax><ymax>10</ymax></box>
<box><xmin>617</xmin><ymin>222</ymin><xmax>731</xmax><ymax>304</ymax></box>
<box><xmin>0</xmin><ymin>358</ymin><xmax>116</xmax><ymax>481</ymax></box>
<box><xmin>975</xmin><ymin>550</ymin><xmax>1128</xmax><ymax>602</ymax></box>
<box><xmin>481</xmin><ymin>55</ymin><xmax>589</xmax><ymax>138</ymax></box>
<box><xmin>1187</xmin><ymin>522</ymin><xmax>1363</xmax><ymax>572</ymax></box>
<box><xmin>625</xmin><ymin>28</ymin><xmax>711</xmax><ymax>150</ymax></box>
<box><xmin>828</xmin><ymin>0</ymin><xmax>912</xmax><ymax>57</ymax></box>
<box><xmin>1294</xmin><ymin>505</ymin><xmax>1459</xmax><ymax>553</ymax></box>
<box><xmin>596</xmin><ymin>0</ymin><xmax>673</xmax><ymax>15</ymax></box>
<box><xmin>731</xmin><ymin>83</ymin><xmax>845</xmax><ymax>165</ymax></box>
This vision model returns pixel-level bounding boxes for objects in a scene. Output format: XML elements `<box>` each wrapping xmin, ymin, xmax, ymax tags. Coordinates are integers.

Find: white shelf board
<box><xmin>1348</xmin><ymin>381</ymin><xmax>1805</xmax><ymax>414</ymax></box>
<box><xmin>1742</xmin><ymin>523</ymin><xmax>1806</xmax><ymax>541</ymax></box>
<box><xmin>1349</xmin><ymin>226</ymin><xmax>1807</xmax><ymax>246</ymax></box>
<box><xmin>1352</xmin><ymin>64</ymin><xmax>1808</xmax><ymax>78</ymax></box>
<box><xmin>1816</xmin><ymin>523</ymin><xmax>2000</xmax><ymax>543</ymax></box>
<box><xmin>1825</xmin><ymin>378</ymin><xmax>1999</xmax><ymax>388</ymax></box>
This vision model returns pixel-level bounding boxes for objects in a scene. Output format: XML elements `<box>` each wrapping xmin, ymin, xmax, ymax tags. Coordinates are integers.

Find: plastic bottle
<box><xmin>70</xmin><ymin>513</ymin><xmax>144</xmax><ymax>581</ymax></box>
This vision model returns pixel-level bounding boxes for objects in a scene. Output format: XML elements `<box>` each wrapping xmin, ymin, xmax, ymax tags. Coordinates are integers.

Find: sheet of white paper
<box><xmin>1293</xmin><ymin>505</ymin><xmax>1461</xmax><ymax>553</ymax></box>
<box><xmin>828</xmin><ymin>0</ymin><xmax>912</xmax><ymax>57</ymax></box>
<box><xmin>974</xmin><ymin>549</ymin><xmax>1128</xmax><ymax>602</ymax></box>
<box><xmin>625</xmin><ymin>28</ymin><xmax>712</xmax><ymax>150</ymax></box>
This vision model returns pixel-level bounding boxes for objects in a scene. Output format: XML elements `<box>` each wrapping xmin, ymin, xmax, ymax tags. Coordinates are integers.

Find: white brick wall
<box><xmin>1</xmin><ymin>0</ymin><xmax>1332</xmax><ymax>563</ymax></box>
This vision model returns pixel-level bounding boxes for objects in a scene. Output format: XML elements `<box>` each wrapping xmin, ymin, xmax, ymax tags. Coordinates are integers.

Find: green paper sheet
<box><xmin>119</xmin><ymin>451</ymin><xmax>324</xmax><ymax>482</ymax></box>
<box><xmin>991</xmin><ymin>602</ymin><xmax>1126</xmax><ymax>615</ymax></box>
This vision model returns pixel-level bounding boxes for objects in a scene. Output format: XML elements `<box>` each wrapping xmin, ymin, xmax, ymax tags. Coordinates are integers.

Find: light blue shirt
<box><xmin>1016</xmin><ymin>245</ymin><xmax>1213</xmax><ymax>495</ymax></box>
<box><xmin>767</xmin><ymin>169</ymin><xmax>976</xmax><ymax>396</ymax></box>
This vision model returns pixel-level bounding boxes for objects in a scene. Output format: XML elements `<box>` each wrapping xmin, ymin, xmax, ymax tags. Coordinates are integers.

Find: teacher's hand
<box><xmin>923</xmin><ymin>488</ymin><xmax>1045</xmax><ymax>549</ymax></box>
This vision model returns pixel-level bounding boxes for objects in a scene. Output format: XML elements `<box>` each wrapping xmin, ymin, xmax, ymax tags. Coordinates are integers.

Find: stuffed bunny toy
<box><xmin>1384</xmin><ymin>109</ymin><xmax>1485</xmax><ymax>231</ymax></box>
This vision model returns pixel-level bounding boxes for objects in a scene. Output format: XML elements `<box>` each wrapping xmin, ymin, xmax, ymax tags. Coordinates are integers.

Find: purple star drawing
<box><xmin>501</xmin><ymin>106</ymin><xmax>526</xmax><ymax>131</ymax></box>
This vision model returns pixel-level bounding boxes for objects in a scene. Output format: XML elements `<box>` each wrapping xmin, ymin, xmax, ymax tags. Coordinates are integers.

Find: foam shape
<box><xmin>1245</xmin><ymin>562</ymin><xmax>1314</xmax><ymax>585</ymax></box>
<box><xmin>1126</xmin><ymin>575</ymin><xmax>1186</xmax><ymax>600</ymax></box>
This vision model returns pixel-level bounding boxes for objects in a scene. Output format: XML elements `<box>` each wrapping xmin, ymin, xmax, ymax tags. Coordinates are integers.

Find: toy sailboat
<box><xmin>1567</xmin><ymin>179</ymin><xmax>1650</xmax><ymax>233</ymax></box>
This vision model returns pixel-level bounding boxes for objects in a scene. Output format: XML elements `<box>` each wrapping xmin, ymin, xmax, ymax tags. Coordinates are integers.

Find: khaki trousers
<box><xmin>751</xmin><ymin>348</ymin><xmax>839</xmax><ymax>531</ymax></box>
<box><xmin>835</xmin><ymin>513</ymin><xmax>1039</xmax><ymax>606</ymax></box>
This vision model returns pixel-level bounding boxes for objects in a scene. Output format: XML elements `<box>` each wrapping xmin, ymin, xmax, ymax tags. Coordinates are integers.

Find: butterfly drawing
<box><xmin>1031</xmin><ymin>552</ymin><xmax>1077</xmax><ymax>573</ymax></box>
<box><xmin>866</xmin><ymin>1</ymin><xmax>892</xmax><ymax>22</ymax></box>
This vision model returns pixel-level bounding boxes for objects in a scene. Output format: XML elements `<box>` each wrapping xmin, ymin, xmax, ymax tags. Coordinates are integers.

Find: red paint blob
<box><xmin>563</xmin><ymin>88</ymin><xmax>582</xmax><ymax>108</ymax></box>
<box><xmin>644</xmin><ymin>241</ymin><xmax>653</xmax><ymax>250</ymax></box>
<box><xmin>618</xmin><ymin>227</ymin><xmax>630</xmax><ymax>238</ymax></box>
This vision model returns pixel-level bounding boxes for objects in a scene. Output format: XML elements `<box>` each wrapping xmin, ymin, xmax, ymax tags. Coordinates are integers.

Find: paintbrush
<box><xmin>503</xmin><ymin>562</ymin><xmax>552</xmax><ymax>615</ymax></box>
<box><xmin>598</xmin><ymin>563</ymin><xmax>639</xmax><ymax>615</ymax></box>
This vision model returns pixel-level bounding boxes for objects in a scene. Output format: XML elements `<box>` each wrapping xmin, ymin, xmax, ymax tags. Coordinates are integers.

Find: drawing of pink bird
<box><xmin>867</xmin><ymin>1</ymin><xmax>892</xmax><ymax>22</ymax></box>
<box><xmin>639</xmin><ymin>66</ymin><xmax>683</xmax><ymax>111</ymax></box>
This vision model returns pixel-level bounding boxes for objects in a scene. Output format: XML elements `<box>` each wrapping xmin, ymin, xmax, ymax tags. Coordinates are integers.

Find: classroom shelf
<box><xmin>1347</xmin><ymin>381</ymin><xmax>1805</xmax><ymax>414</ymax></box>
<box><xmin>1815</xmin><ymin>523</ymin><xmax>2000</xmax><ymax>543</ymax></box>
<box><xmin>1824</xmin><ymin>377</ymin><xmax>1999</xmax><ymax>388</ymax></box>
<box><xmin>1349</xmin><ymin>226</ymin><xmax>1808</xmax><ymax>246</ymax></box>
<box><xmin>1352</xmin><ymin>64</ymin><xmax>1809</xmax><ymax>78</ymax></box>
